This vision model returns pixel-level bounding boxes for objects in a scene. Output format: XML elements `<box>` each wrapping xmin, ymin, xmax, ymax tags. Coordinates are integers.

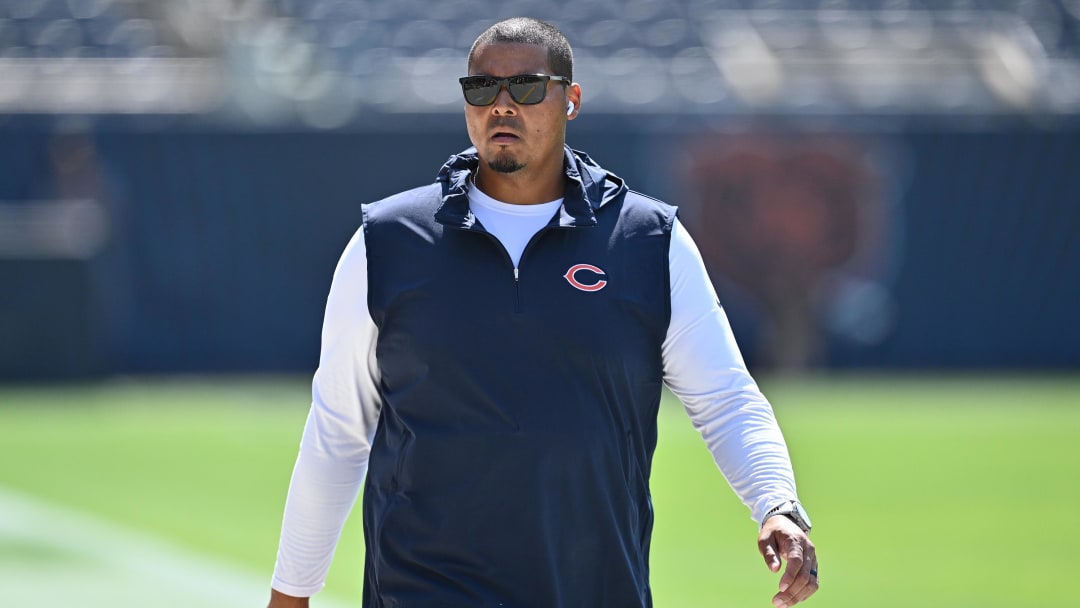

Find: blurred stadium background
<box><xmin>1</xmin><ymin>0</ymin><xmax>1078</xmax><ymax>606</ymax></box>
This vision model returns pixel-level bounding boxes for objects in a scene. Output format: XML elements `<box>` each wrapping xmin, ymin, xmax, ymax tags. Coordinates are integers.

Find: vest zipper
<box><xmin>513</xmin><ymin>267</ymin><xmax>521</xmax><ymax>313</ymax></box>
<box><xmin>454</xmin><ymin>222</ymin><xmax>571</xmax><ymax>315</ymax></box>
<box><xmin>513</xmin><ymin>224</ymin><xmax>576</xmax><ymax>314</ymax></box>
<box><xmin>461</xmin><ymin>228</ymin><xmax>520</xmax><ymax>313</ymax></box>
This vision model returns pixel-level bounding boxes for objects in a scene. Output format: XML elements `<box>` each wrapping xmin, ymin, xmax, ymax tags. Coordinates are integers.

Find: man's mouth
<box><xmin>491</xmin><ymin>131</ymin><xmax>520</xmax><ymax>144</ymax></box>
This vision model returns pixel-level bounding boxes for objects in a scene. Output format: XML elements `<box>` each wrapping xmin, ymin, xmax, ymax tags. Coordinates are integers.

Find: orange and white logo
<box><xmin>563</xmin><ymin>264</ymin><xmax>607</xmax><ymax>292</ymax></box>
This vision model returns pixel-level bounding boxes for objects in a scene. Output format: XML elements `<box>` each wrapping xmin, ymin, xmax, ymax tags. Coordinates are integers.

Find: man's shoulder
<box><xmin>622</xmin><ymin>189</ymin><xmax>677</xmax><ymax>213</ymax></box>
<box><xmin>610</xmin><ymin>189</ymin><xmax>678</xmax><ymax>235</ymax></box>
<box><xmin>362</xmin><ymin>182</ymin><xmax>443</xmax><ymax>224</ymax></box>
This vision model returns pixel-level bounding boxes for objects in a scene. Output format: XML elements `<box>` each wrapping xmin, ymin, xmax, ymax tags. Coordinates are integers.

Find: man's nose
<box><xmin>490</xmin><ymin>85</ymin><xmax>517</xmax><ymax>115</ymax></box>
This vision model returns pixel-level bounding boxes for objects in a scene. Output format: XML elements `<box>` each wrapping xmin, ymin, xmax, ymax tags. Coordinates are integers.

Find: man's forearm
<box><xmin>268</xmin><ymin>588</ymin><xmax>310</xmax><ymax>608</ymax></box>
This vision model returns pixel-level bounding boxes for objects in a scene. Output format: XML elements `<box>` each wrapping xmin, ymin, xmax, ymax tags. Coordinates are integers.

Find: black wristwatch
<box><xmin>762</xmin><ymin>500</ymin><xmax>812</xmax><ymax>533</ymax></box>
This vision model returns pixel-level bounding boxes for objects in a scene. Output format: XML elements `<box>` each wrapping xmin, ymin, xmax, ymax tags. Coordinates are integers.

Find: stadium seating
<box><xmin>0</xmin><ymin>0</ymin><xmax>1078</xmax><ymax>119</ymax></box>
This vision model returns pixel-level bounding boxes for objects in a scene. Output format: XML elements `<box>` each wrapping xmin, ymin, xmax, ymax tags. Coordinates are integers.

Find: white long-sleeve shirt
<box><xmin>271</xmin><ymin>193</ymin><xmax>799</xmax><ymax>597</ymax></box>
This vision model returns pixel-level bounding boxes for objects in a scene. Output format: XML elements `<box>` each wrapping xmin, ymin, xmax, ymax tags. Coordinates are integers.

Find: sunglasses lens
<box><xmin>462</xmin><ymin>78</ymin><xmax>499</xmax><ymax>106</ymax></box>
<box><xmin>460</xmin><ymin>75</ymin><xmax>555</xmax><ymax>106</ymax></box>
<box><xmin>508</xmin><ymin>76</ymin><xmax>547</xmax><ymax>105</ymax></box>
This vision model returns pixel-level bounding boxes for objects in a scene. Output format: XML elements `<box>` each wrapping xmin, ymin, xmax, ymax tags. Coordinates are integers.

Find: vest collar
<box><xmin>434</xmin><ymin>146</ymin><xmax>625</xmax><ymax>231</ymax></box>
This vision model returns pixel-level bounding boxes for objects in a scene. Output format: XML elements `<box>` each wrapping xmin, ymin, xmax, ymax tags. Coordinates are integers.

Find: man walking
<box><xmin>269</xmin><ymin>17</ymin><xmax>818</xmax><ymax>608</ymax></box>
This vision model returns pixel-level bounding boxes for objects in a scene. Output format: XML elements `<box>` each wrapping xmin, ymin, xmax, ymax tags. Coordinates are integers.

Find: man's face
<box><xmin>464</xmin><ymin>42</ymin><xmax>579</xmax><ymax>176</ymax></box>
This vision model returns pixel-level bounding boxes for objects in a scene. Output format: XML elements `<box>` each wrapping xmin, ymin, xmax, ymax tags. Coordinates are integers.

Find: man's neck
<box><xmin>475</xmin><ymin>160</ymin><xmax>567</xmax><ymax>205</ymax></box>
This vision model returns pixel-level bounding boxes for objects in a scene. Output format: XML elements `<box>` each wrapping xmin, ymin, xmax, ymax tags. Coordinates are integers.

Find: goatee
<box><xmin>488</xmin><ymin>156</ymin><xmax>524</xmax><ymax>174</ymax></box>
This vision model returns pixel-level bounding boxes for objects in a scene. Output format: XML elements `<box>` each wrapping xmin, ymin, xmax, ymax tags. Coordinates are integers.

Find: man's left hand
<box><xmin>758</xmin><ymin>515</ymin><xmax>819</xmax><ymax>608</ymax></box>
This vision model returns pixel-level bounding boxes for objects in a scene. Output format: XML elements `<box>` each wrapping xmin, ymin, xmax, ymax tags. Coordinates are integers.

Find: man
<box><xmin>269</xmin><ymin>17</ymin><xmax>818</xmax><ymax>608</ymax></box>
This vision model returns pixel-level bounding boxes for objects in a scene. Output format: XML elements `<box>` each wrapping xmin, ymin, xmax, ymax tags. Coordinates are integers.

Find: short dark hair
<box><xmin>468</xmin><ymin>17</ymin><xmax>573</xmax><ymax>81</ymax></box>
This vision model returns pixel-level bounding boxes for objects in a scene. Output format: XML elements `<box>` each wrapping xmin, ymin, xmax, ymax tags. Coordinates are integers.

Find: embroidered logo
<box><xmin>563</xmin><ymin>264</ymin><xmax>608</xmax><ymax>292</ymax></box>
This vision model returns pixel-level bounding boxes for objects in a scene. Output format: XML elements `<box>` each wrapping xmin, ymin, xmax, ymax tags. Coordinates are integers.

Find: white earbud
<box><xmin>566</xmin><ymin>101</ymin><xmax>575</xmax><ymax>116</ymax></box>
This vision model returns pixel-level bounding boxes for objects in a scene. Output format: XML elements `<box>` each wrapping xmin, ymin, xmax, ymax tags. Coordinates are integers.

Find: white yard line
<box><xmin>0</xmin><ymin>486</ymin><xmax>354</xmax><ymax>608</ymax></box>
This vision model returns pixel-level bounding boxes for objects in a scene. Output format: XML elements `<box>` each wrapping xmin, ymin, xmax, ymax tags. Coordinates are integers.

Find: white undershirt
<box><xmin>271</xmin><ymin>194</ymin><xmax>800</xmax><ymax>598</ymax></box>
<box><xmin>468</xmin><ymin>185</ymin><xmax>562</xmax><ymax>267</ymax></box>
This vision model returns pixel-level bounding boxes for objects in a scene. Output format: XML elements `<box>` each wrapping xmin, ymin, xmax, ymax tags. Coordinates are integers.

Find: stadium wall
<box><xmin>0</xmin><ymin>119</ymin><xmax>1077</xmax><ymax>378</ymax></box>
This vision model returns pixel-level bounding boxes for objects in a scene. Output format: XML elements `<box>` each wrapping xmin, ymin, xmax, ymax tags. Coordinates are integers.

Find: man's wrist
<box><xmin>761</xmin><ymin>499</ymin><xmax>812</xmax><ymax>533</ymax></box>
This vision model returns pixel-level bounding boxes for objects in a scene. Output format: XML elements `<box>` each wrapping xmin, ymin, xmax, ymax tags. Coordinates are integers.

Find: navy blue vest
<box><xmin>361</xmin><ymin>147</ymin><xmax>677</xmax><ymax>607</ymax></box>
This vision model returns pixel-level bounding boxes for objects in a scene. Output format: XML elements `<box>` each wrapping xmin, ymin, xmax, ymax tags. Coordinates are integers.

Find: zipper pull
<box><xmin>514</xmin><ymin>267</ymin><xmax>519</xmax><ymax>281</ymax></box>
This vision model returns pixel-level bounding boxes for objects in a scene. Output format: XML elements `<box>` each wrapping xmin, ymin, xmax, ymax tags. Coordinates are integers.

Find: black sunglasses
<box><xmin>459</xmin><ymin>74</ymin><xmax>571</xmax><ymax>106</ymax></box>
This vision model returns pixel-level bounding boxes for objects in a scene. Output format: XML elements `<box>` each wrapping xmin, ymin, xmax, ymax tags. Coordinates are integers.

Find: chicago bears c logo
<box><xmin>563</xmin><ymin>264</ymin><xmax>607</xmax><ymax>292</ymax></box>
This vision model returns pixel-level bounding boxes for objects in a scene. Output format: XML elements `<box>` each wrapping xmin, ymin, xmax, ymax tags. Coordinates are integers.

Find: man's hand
<box><xmin>267</xmin><ymin>588</ymin><xmax>310</xmax><ymax>608</ymax></box>
<box><xmin>758</xmin><ymin>515</ymin><xmax>819</xmax><ymax>608</ymax></box>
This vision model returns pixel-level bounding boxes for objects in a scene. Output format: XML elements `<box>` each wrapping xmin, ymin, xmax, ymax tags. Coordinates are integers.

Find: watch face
<box><xmin>764</xmin><ymin>501</ymin><xmax>812</xmax><ymax>532</ymax></box>
<box><xmin>793</xmin><ymin>504</ymin><xmax>812</xmax><ymax>530</ymax></box>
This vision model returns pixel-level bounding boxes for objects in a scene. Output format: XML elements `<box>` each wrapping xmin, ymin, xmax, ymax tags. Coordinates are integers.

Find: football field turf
<box><xmin>0</xmin><ymin>374</ymin><xmax>1077</xmax><ymax>607</ymax></box>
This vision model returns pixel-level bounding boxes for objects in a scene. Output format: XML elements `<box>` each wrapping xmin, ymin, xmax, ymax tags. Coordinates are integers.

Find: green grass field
<box><xmin>1</xmin><ymin>374</ymin><xmax>1078</xmax><ymax>607</ymax></box>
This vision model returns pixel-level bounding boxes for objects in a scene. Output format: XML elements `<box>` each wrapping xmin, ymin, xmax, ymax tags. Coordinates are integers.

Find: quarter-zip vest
<box><xmin>360</xmin><ymin>147</ymin><xmax>677</xmax><ymax>608</ymax></box>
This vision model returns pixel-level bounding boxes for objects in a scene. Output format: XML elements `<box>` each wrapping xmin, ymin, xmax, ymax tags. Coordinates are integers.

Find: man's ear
<box><xmin>566</xmin><ymin>83</ymin><xmax>581</xmax><ymax>119</ymax></box>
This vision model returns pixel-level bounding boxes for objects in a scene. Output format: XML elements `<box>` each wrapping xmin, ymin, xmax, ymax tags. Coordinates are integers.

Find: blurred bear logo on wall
<box><xmin>677</xmin><ymin>134</ymin><xmax>900</xmax><ymax>371</ymax></box>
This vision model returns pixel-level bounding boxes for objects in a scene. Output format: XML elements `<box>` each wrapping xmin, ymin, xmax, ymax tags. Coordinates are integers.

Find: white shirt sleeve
<box><xmin>662</xmin><ymin>219</ymin><xmax>799</xmax><ymax>525</ymax></box>
<box><xmin>271</xmin><ymin>226</ymin><xmax>383</xmax><ymax>597</ymax></box>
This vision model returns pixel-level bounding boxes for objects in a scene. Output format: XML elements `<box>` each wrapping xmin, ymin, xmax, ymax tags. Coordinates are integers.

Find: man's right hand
<box><xmin>268</xmin><ymin>588</ymin><xmax>310</xmax><ymax>608</ymax></box>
